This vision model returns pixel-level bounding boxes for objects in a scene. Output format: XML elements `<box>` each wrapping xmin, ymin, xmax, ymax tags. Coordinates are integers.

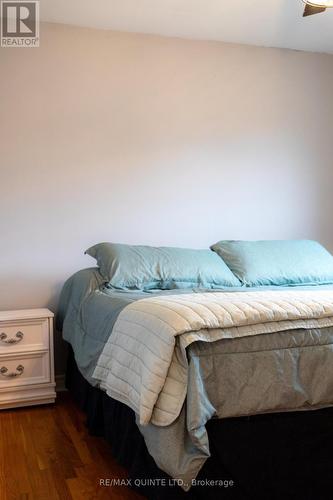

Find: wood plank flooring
<box><xmin>0</xmin><ymin>393</ymin><xmax>145</xmax><ymax>500</ymax></box>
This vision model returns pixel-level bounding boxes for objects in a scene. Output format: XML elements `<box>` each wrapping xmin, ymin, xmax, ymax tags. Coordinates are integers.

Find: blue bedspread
<box><xmin>57</xmin><ymin>269</ymin><xmax>333</xmax><ymax>489</ymax></box>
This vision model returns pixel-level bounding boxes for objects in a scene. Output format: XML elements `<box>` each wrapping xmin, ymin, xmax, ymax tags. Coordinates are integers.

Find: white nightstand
<box><xmin>0</xmin><ymin>309</ymin><xmax>56</xmax><ymax>409</ymax></box>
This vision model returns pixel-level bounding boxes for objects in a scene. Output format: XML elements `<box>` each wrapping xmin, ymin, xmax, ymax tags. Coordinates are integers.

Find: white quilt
<box><xmin>93</xmin><ymin>290</ymin><xmax>333</xmax><ymax>426</ymax></box>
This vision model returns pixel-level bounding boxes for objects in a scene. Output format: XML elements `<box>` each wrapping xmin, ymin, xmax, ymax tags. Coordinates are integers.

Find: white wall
<box><xmin>1</xmin><ymin>23</ymin><xmax>333</xmax><ymax>372</ymax></box>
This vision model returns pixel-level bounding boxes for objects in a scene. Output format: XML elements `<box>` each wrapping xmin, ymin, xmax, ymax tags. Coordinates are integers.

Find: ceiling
<box><xmin>40</xmin><ymin>0</ymin><xmax>333</xmax><ymax>54</ymax></box>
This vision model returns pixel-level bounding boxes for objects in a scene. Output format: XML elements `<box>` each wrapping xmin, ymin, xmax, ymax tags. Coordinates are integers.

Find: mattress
<box><xmin>57</xmin><ymin>268</ymin><xmax>333</xmax><ymax>489</ymax></box>
<box><xmin>66</xmin><ymin>348</ymin><xmax>333</xmax><ymax>500</ymax></box>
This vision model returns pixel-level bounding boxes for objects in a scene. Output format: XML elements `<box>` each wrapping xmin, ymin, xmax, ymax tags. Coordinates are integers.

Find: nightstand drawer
<box><xmin>0</xmin><ymin>309</ymin><xmax>55</xmax><ymax>409</ymax></box>
<box><xmin>0</xmin><ymin>352</ymin><xmax>50</xmax><ymax>389</ymax></box>
<box><xmin>0</xmin><ymin>318</ymin><xmax>49</xmax><ymax>354</ymax></box>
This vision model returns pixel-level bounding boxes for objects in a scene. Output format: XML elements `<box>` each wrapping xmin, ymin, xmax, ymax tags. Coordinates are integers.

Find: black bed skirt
<box><xmin>66</xmin><ymin>348</ymin><xmax>333</xmax><ymax>500</ymax></box>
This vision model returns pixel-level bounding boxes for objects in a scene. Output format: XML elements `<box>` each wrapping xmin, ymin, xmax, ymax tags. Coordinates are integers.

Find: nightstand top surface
<box><xmin>0</xmin><ymin>308</ymin><xmax>54</xmax><ymax>321</ymax></box>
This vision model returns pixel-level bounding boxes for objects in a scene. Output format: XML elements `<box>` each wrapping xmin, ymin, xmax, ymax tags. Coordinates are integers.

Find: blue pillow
<box><xmin>85</xmin><ymin>242</ymin><xmax>241</xmax><ymax>290</ymax></box>
<box><xmin>211</xmin><ymin>240</ymin><xmax>333</xmax><ymax>287</ymax></box>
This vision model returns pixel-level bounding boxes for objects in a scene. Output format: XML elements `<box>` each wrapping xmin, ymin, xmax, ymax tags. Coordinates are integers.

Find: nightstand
<box><xmin>0</xmin><ymin>309</ymin><xmax>56</xmax><ymax>409</ymax></box>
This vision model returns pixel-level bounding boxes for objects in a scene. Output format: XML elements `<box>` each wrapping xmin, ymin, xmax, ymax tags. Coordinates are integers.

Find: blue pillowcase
<box><xmin>211</xmin><ymin>239</ymin><xmax>333</xmax><ymax>287</ymax></box>
<box><xmin>85</xmin><ymin>242</ymin><xmax>241</xmax><ymax>290</ymax></box>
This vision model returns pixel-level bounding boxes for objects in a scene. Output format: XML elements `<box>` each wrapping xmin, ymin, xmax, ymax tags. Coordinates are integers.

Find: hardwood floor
<box><xmin>0</xmin><ymin>393</ymin><xmax>145</xmax><ymax>500</ymax></box>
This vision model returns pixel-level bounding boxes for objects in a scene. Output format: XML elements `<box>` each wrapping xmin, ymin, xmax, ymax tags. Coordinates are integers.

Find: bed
<box><xmin>57</xmin><ymin>255</ymin><xmax>333</xmax><ymax>500</ymax></box>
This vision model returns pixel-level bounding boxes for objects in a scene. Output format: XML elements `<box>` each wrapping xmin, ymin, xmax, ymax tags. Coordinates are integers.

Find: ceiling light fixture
<box><xmin>303</xmin><ymin>0</ymin><xmax>333</xmax><ymax>5</ymax></box>
<box><xmin>302</xmin><ymin>0</ymin><xmax>333</xmax><ymax>16</ymax></box>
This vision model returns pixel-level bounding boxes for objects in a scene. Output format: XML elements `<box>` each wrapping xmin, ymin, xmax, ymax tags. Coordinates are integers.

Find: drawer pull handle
<box><xmin>0</xmin><ymin>365</ymin><xmax>24</xmax><ymax>378</ymax></box>
<box><xmin>0</xmin><ymin>331</ymin><xmax>24</xmax><ymax>344</ymax></box>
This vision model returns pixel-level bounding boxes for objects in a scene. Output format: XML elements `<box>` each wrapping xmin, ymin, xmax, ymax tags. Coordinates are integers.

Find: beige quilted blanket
<box><xmin>93</xmin><ymin>289</ymin><xmax>333</xmax><ymax>426</ymax></box>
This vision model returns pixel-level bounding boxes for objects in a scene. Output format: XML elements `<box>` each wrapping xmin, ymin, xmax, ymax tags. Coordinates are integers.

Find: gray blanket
<box><xmin>57</xmin><ymin>269</ymin><xmax>333</xmax><ymax>490</ymax></box>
